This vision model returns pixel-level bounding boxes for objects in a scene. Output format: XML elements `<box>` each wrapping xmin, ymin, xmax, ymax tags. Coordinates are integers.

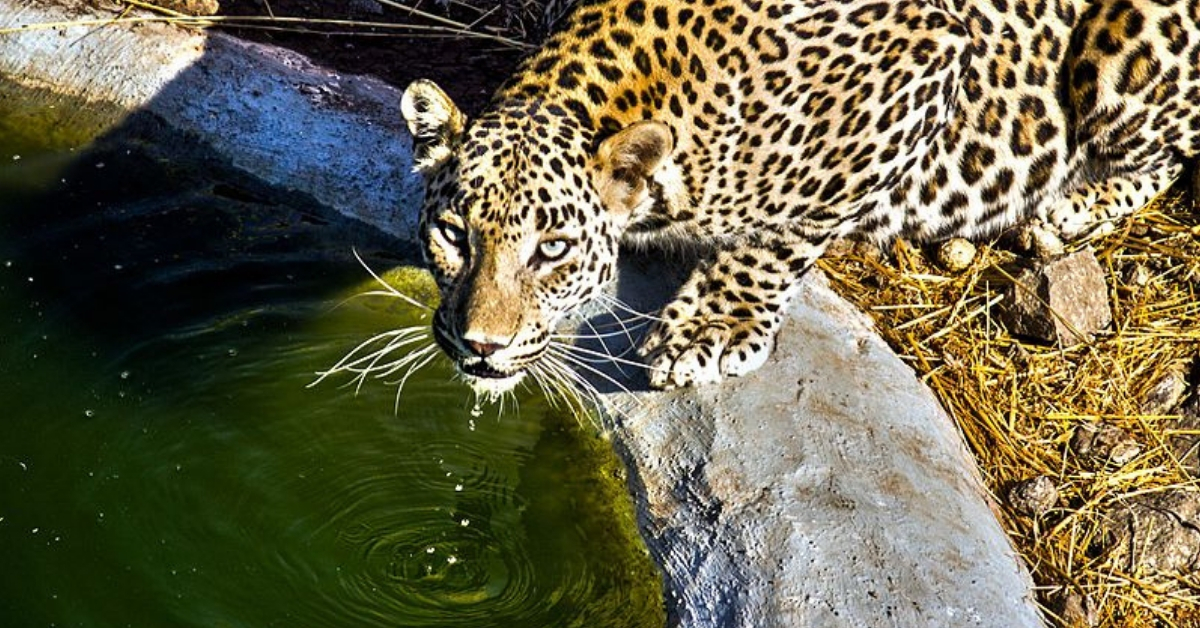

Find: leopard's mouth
<box><xmin>457</xmin><ymin>361</ymin><xmax>525</xmax><ymax>396</ymax></box>
<box><xmin>460</xmin><ymin>360</ymin><xmax>516</xmax><ymax>380</ymax></box>
<box><xmin>431</xmin><ymin>322</ymin><xmax>537</xmax><ymax>395</ymax></box>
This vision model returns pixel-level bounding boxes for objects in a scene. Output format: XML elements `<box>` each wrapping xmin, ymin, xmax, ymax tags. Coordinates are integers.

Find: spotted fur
<box><xmin>402</xmin><ymin>0</ymin><xmax>1200</xmax><ymax>391</ymax></box>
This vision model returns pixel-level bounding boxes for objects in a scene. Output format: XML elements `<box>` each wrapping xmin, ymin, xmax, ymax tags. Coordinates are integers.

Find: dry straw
<box><xmin>0</xmin><ymin>0</ymin><xmax>538</xmax><ymax>49</ymax></box>
<box><xmin>819</xmin><ymin>189</ymin><xmax>1200</xmax><ymax>627</ymax></box>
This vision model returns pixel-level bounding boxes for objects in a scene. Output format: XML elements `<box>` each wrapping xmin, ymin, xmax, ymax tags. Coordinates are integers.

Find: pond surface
<box><xmin>0</xmin><ymin>95</ymin><xmax>663</xmax><ymax>627</ymax></box>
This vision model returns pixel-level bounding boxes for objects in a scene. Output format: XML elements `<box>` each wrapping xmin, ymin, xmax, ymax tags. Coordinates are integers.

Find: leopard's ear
<box><xmin>591</xmin><ymin>121</ymin><xmax>674</xmax><ymax>218</ymax></box>
<box><xmin>401</xmin><ymin>79</ymin><xmax>466</xmax><ymax>174</ymax></box>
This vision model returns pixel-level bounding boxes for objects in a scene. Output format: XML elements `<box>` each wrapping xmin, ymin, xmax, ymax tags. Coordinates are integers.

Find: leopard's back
<box><xmin>500</xmin><ymin>0</ymin><xmax>1200</xmax><ymax>246</ymax></box>
<box><xmin>881</xmin><ymin>0</ymin><xmax>1200</xmax><ymax>244</ymax></box>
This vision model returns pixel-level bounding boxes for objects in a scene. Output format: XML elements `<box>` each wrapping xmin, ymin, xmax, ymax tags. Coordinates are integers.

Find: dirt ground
<box><xmin>218</xmin><ymin>0</ymin><xmax>539</xmax><ymax>114</ymax></box>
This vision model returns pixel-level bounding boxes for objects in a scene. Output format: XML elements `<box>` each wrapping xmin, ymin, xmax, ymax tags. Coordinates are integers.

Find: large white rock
<box><xmin>599</xmin><ymin>266</ymin><xmax>1041</xmax><ymax>627</ymax></box>
<box><xmin>0</xmin><ymin>3</ymin><xmax>1044</xmax><ymax>625</ymax></box>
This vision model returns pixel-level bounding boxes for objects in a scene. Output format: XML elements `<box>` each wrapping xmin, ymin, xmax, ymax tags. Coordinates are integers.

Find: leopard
<box><xmin>400</xmin><ymin>0</ymin><xmax>1200</xmax><ymax>393</ymax></box>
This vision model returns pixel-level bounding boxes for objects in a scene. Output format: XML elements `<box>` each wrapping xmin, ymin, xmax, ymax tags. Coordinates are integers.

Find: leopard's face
<box><xmin>417</xmin><ymin>125</ymin><xmax>621</xmax><ymax>395</ymax></box>
<box><xmin>402</xmin><ymin>80</ymin><xmax>674</xmax><ymax>395</ymax></box>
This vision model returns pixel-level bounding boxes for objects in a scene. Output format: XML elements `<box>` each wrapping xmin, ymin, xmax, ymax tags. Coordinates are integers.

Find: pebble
<box><xmin>1070</xmin><ymin>423</ymin><xmax>1141</xmax><ymax>468</ymax></box>
<box><xmin>934</xmin><ymin>238</ymin><xmax>976</xmax><ymax>272</ymax></box>
<box><xmin>1007</xmin><ymin>475</ymin><xmax>1058</xmax><ymax>517</ymax></box>
<box><xmin>1100</xmin><ymin>490</ymin><xmax>1200</xmax><ymax>573</ymax></box>
<box><xmin>1051</xmin><ymin>590</ymin><xmax>1098</xmax><ymax>628</ymax></box>
<box><xmin>999</xmin><ymin>248</ymin><xmax>1111</xmax><ymax>346</ymax></box>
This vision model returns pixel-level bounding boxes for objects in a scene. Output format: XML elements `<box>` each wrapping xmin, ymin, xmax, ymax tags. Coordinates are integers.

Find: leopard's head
<box><xmin>401</xmin><ymin>80</ymin><xmax>673</xmax><ymax>395</ymax></box>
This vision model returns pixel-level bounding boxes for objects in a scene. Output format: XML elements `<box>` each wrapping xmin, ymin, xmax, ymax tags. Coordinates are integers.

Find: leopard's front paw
<box><xmin>640</xmin><ymin>312</ymin><xmax>778</xmax><ymax>389</ymax></box>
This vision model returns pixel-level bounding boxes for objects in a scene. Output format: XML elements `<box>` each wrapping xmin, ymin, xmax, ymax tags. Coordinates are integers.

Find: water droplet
<box><xmin>31</xmin><ymin>528</ymin><xmax>39</xmax><ymax>534</ymax></box>
<box><xmin>95</xmin><ymin>162</ymin><xmax>105</xmax><ymax>169</ymax></box>
<box><xmin>425</xmin><ymin>546</ymin><xmax>436</xmax><ymax>554</ymax></box>
<box><xmin>460</xmin><ymin>519</ymin><xmax>470</xmax><ymax>527</ymax></box>
<box><xmin>120</xmin><ymin>371</ymin><xmax>130</xmax><ymax>379</ymax></box>
<box><xmin>468</xmin><ymin>419</ymin><xmax>476</xmax><ymax>431</ymax></box>
<box><xmin>11</xmin><ymin>154</ymin><xmax>19</xmax><ymax>161</ymax></box>
<box><xmin>454</xmin><ymin>483</ymin><xmax>463</xmax><ymax>492</ymax></box>
<box><xmin>84</xmin><ymin>409</ymin><xmax>95</xmax><ymax>418</ymax></box>
<box><xmin>227</xmin><ymin>349</ymin><xmax>238</xmax><ymax>357</ymax></box>
<box><xmin>446</xmin><ymin>555</ymin><xmax>458</xmax><ymax>564</ymax></box>
<box><xmin>470</xmin><ymin>402</ymin><xmax>482</xmax><ymax>418</ymax></box>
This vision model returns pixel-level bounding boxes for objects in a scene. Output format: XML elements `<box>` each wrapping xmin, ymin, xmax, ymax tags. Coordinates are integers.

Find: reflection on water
<box><xmin>0</xmin><ymin>93</ymin><xmax>662</xmax><ymax>627</ymax></box>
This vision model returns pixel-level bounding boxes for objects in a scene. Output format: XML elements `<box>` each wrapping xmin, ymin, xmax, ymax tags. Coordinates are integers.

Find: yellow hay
<box><xmin>820</xmin><ymin>188</ymin><xmax>1200</xmax><ymax>627</ymax></box>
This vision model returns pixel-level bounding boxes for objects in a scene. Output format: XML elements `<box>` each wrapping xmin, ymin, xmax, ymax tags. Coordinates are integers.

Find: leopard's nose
<box><xmin>464</xmin><ymin>338</ymin><xmax>507</xmax><ymax>358</ymax></box>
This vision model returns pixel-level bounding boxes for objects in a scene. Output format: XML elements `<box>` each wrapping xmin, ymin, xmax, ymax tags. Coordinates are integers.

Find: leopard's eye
<box><xmin>536</xmin><ymin>239</ymin><xmax>571</xmax><ymax>262</ymax></box>
<box><xmin>436</xmin><ymin>220</ymin><xmax>467</xmax><ymax>247</ymax></box>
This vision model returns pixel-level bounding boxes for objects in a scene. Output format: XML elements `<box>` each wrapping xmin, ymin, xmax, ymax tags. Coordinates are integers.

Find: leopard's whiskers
<box><xmin>552</xmin><ymin>319</ymin><xmax>650</xmax><ymax>341</ymax></box>
<box><xmin>544</xmin><ymin>347</ymin><xmax>649</xmax><ymax>424</ymax></box>
<box><xmin>349</xmin><ymin>247</ymin><xmax>434</xmax><ymax>312</ymax></box>
<box><xmin>385</xmin><ymin>344</ymin><xmax>441</xmax><ymax>412</ymax></box>
<box><xmin>593</xmin><ymin>293</ymin><xmax>668</xmax><ymax>324</ymax></box>
<box><xmin>311</xmin><ymin>321</ymin><xmax>446</xmax><ymax>413</ymax></box>
<box><xmin>531</xmin><ymin>353</ymin><xmax>606</xmax><ymax>424</ymax></box>
<box><xmin>547</xmin><ymin>344</ymin><xmax>644</xmax><ymax>401</ymax></box>
<box><xmin>550</xmin><ymin>340</ymin><xmax>657</xmax><ymax>371</ymax></box>
<box><xmin>311</xmin><ymin>326</ymin><xmax>430</xmax><ymax>385</ymax></box>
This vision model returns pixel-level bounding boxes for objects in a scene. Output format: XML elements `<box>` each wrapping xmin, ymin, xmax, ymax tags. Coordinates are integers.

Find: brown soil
<box><xmin>216</xmin><ymin>0</ymin><xmax>542</xmax><ymax>114</ymax></box>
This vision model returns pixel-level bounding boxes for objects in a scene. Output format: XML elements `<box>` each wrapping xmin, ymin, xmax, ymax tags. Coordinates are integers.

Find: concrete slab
<box><xmin>0</xmin><ymin>2</ymin><xmax>1045</xmax><ymax>625</ymax></box>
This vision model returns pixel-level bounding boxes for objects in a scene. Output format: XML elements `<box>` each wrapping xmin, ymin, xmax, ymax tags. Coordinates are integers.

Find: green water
<box><xmin>0</xmin><ymin>98</ymin><xmax>663</xmax><ymax>627</ymax></box>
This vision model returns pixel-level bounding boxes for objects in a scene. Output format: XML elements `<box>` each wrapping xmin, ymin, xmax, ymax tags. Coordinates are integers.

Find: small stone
<box><xmin>999</xmin><ymin>248</ymin><xmax>1112</xmax><ymax>346</ymax></box>
<box><xmin>824</xmin><ymin>237</ymin><xmax>858</xmax><ymax>257</ymax></box>
<box><xmin>825</xmin><ymin>238</ymin><xmax>884</xmax><ymax>262</ymax></box>
<box><xmin>1071</xmin><ymin>423</ymin><xmax>1141</xmax><ymax>468</ymax></box>
<box><xmin>149</xmin><ymin>0</ymin><xmax>220</xmax><ymax>15</ymax></box>
<box><xmin>1140</xmin><ymin>367</ymin><xmax>1188</xmax><ymax>415</ymax></box>
<box><xmin>1100</xmin><ymin>490</ymin><xmax>1200</xmax><ymax>573</ymax></box>
<box><xmin>1007</xmin><ymin>475</ymin><xmax>1058</xmax><ymax>517</ymax></box>
<box><xmin>1014</xmin><ymin>220</ymin><xmax>1066</xmax><ymax>258</ymax></box>
<box><xmin>1050</xmin><ymin>590</ymin><xmax>1097</xmax><ymax>628</ymax></box>
<box><xmin>934</xmin><ymin>238</ymin><xmax>976</xmax><ymax>272</ymax></box>
<box><xmin>1124</xmin><ymin>263</ymin><xmax>1153</xmax><ymax>287</ymax></box>
<box><xmin>1169</xmin><ymin>394</ymin><xmax>1200</xmax><ymax>475</ymax></box>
